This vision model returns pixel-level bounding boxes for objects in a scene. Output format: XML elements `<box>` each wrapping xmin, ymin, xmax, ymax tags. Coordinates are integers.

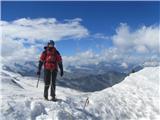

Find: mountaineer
<box><xmin>37</xmin><ymin>40</ymin><xmax>63</xmax><ymax>101</ymax></box>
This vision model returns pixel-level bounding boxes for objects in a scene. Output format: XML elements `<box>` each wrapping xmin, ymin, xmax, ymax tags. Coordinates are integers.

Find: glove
<box><xmin>58</xmin><ymin>62</ymin><xmax>64</xmax><ymax>77</ymax></box>
<box><xmin>37</xmin><ymin>70</ymin><xmax>41</xmax><ymax>76</ymax></box>
<box><xmin>60</xmin><ymin>70</ymin><xmax>63</xmax><ymax>77</ymax></box>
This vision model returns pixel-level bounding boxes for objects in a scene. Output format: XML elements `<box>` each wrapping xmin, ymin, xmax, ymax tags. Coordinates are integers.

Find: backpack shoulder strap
<box><xmin>55</xmin><ymin>50</ymin><xmax>60</xmax><ymax>55</ymax></box>
<box><xmin>42</xmin><ymin>47</ymin><xmax>47</xmax><ymax>62</ymax></box>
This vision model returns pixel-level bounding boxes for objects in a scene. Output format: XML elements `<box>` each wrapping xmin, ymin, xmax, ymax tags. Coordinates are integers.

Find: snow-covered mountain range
<box><xmin>0</xmin><ymin>66</ymin><xmax>159</xmax><ymax>120</ymax></box>
<box><xmin>2</xmin><ymin>61</ymin><xmax>144</xmax><ymax>92</ymax></box>
<box><xmin>2</xmin><ymin>61</ymin><xmax>143</xmax><ymax>77</ymax></box>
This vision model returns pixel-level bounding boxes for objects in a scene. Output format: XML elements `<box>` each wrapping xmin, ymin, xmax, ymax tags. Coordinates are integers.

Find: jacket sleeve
<box><xmin>40</xmin><ymin>51</ymin><xmax>46</xmax><ymax>62</ymax></box>
<box><xmin>56</xmin><ymin>50</ymin><xmax>63</xmax><ymax>72</ymax></box>
<box><xmin>38</xmin><ymin>51</ymin><xmax>46</xmax><ymax>71</ymax></box>
<box><xmin>56</xmin><ymin>50</ymin><xmax>62</xmax><ymax>63</ymax></box>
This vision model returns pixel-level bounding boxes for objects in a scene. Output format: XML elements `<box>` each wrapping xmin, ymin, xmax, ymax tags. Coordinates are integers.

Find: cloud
<box><xmin>1</xmin><ymin>18</ymin><xmax>89</xmax><ymax>66</ymax></box>
<box><xmin>63</xmin><ymin>46</ymin><xmax>159</xmax><ymax>69</ymax></box>
<box><xmin>93</xmin><ymin>33</ymin><xmax>110</xmax><ymax>40</ymax></box>
<box><xmin>1</xmin><ymin>37</ymin><xmax>39</xmax><ymax>66</ymax></box>
<box><xmin>63</xmin><ymin>23</ymin><xmax>159</xmax><ymax>67</ymax></box>
<box><xmin>120</xmin><ymin>62</ymin><xmax>128</xmax><ymax>69</ymax></box>
<box><xmin>1</xmin><ymin>18</ymin><xmax>89</xmax><ymax>43</ymax></box>
<box><xmin>63</xmin><ymin>49</ymin><xmax>100</xmax><ymax>66</ymax></box>
<box><xmin>112</xmin><ymin>23</ymin><xmax>159</xmax><ymax>54</ymax></box>
<box><xmin>1</xmin><ymin>19</ymin><xmax>159</xmax><ymax>69</ymax></box>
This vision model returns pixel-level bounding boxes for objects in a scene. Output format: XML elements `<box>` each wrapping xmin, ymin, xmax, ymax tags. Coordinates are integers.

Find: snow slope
<box><xmin>0</xmin><ymin>67</ymin><xmax>159</xmax><ymax>120</ymax></box>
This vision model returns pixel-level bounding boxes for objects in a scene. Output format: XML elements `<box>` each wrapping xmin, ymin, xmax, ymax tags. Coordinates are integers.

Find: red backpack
<box><xmin>43</xmin><ymin>47</ymin><xmax>58</xmax><ymax>70</ymax></box>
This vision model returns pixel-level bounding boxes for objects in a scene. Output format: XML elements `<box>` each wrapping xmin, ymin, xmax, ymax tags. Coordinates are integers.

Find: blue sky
<box><xmin>1</xmin><ymin>1</ymin><xmax>159</xmax><ymax>67</ymax></box>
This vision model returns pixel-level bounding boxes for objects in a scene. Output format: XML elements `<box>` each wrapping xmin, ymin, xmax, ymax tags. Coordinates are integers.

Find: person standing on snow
<box><xmin>37</xmin><ymin>40</ymin><xmax>64</xmax><ymax>101</ymax></box>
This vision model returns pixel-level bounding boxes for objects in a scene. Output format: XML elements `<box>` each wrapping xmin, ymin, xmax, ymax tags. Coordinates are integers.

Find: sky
<box><xmin>1</xmin><ymin>1</ymin><xmax>160</xmax><ymax>68</ymax></box>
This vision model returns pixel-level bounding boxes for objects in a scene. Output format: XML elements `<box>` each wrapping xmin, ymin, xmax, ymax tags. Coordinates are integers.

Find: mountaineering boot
<box><xmin>50</xmin><ymin>97</ymin><xmax>57</xmax><ymax>102</ymax></box>
<box><xmin>44</xmin><ymin>96</ymin><xmax>48</xmax><ymax>101</ymax></box>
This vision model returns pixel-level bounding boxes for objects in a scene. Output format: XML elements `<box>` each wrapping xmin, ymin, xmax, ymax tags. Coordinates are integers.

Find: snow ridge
<box><xmin>0</xmin><ymin>67</ymin><xmax>159</xmax><ymax>120</ymax></box>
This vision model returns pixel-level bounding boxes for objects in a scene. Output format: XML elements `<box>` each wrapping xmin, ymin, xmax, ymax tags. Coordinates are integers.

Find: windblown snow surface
<box><xmin>0</xmin><ymin>67</ymin><xmax>159</xmax><ymax>120</ymax></box>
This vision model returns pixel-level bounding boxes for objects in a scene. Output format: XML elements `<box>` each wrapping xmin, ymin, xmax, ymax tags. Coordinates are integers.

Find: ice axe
<box><xmin>36</xmin><ymin>75</ymin><xmax>40</xmax><ymax>88</ymax></box>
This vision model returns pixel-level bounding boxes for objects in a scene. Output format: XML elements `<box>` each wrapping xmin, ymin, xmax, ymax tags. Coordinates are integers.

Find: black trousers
<box><xmin>44</xmin><ymin>69</ymin><xmax>57</xmax><ymax>98</ymax></box>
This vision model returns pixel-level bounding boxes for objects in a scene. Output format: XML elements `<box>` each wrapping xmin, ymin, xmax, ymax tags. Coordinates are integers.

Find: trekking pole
<box><xmin>36</xmin><ymin>75</ymin><xmax>40</xmax><ymax>88</ymax></box>
<box><xmin>83</xmin><ymin>97</ymin><xmax>89</xmax><ymax>110</ymax></box>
